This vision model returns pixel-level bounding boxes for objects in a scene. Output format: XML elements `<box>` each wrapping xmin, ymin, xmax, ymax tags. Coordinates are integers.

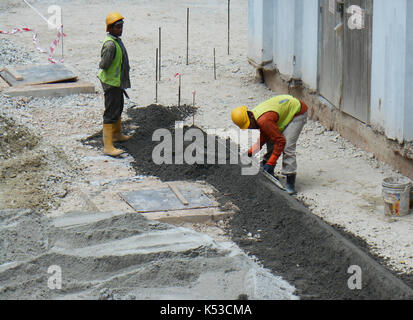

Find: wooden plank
<box><xmin>4</xmin><ymin>66</ymin><xmax>23</xmax><ymax>81</ymax></box>
<box><xmin>3</xmin><ymin>81</ymin><xmax>95</xmax><ymax>97</ymax></box>
<box><xmin>167</xmin><ymin>183</ymin><xmax>189</xmax><ymax>206</ymax></box>
<box><xmin>0</xmin><ymin>75</ymin><xmax>10</xmax><ymax>92</ymax></box>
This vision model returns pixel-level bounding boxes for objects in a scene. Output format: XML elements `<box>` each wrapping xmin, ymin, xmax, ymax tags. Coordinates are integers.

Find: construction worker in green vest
<box><xmin>231</xmin><ymin>95</ymin><xmax>308</xmax><ymax>194</ymax></box>
<box><xmin>98</xmin><ymin>12</ymin><xmax>131</xmax><ymax>157</ymax></box>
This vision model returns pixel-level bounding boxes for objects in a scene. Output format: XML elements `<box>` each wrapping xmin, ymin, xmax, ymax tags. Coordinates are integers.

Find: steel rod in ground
<box><xmin>158</xmin><ymin>27</ymin><xmax>161</xmax><ymax>81</ymax></box>
<box><xmin>228</xmin><ymin>0</ymin><xmax>230</xmax><ymax>55</ymax></box>
<box><xmin>214</xmin><ymin>48</ymin><xmax>216</xmax><ymax>80</ymax></box>
<box><xmin>61</xmin><ymin>12</ymin><xmax>64</xmax><ymax>61</ymax></box>
<box><xmin>186</xmin><ymin>8</ymin><xmax>189</xmax><ymax>65</ymax></box>
<box><xmin>155</xmin><ymin>48</ymin><xmax>158</xmax><ymax>102</ymax></box>
<box><xmin>178</xmin><ymin>74</ymin><xmax>181</xmax><ymax>107</ymax></box>
<box><xmin>192</xmin><ymin>90</ymin><xmax>195</xmax><ymax>126</ymax></box>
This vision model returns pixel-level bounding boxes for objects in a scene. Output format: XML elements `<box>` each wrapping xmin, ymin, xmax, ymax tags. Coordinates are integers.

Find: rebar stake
<box><xmin>228</xmin><ymin>0</ymin><xmax>230</xmax><ymax>55</ymax></box>
<box><xmin>61</xmin><ymin>11</ymin><xmax>64</xmax><ymax>61</ymax></box>
<box><xmin>192</xmin><ymin>90</ymin><xmax>196</xmax><ymax>126</ymax></box>
<box><xmin>158</xmin><ymin>27</ymin><xmax>162</xmax><ymax>81</ymax></box>
<box><xmin>178</xmin><ymin>74</ymin><xmax>181</xmax><ymax>107</ymax></box>
<box><xmin>155</xmin><ymin>48</ymin><xmax>158</xmax><ymax>102</ymax></box>
<box><xmin>214</xmin><ymin>48</ymin><xmax>216</xmax><ymax>80</ymax></box>
<box><xmin>186</xmin><ymin>8</ymin><xmax>189</xmax><ymax>65</ymax></box>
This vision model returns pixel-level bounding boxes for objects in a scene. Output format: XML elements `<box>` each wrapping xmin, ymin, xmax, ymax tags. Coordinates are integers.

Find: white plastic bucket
<box><xmin>382</xmin><ymin>177</ymin><xmax>412</xmax><ymax>217</ymax></box>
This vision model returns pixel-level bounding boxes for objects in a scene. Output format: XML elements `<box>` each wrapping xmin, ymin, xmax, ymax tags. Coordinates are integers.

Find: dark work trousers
<box><xmin>103</xmin><ymin>86</ymin><xmax>124</xmax><ymax>124</ymax></box>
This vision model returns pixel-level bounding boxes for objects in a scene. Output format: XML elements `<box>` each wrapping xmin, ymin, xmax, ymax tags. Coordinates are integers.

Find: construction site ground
<box><xmin>1</xmin><ymin>0</ymin><xmax>413</xmax><ymax>300</ymax></box>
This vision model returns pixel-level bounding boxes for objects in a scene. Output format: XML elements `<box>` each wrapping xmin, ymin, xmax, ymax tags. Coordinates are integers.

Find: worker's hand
<box><xmin>247</xmin><ymin>147</ymin><xmax>253</xmax><ymax>158</ymax></box>
<box><xmin>262</xmin><ymin>164</ymin><xmax>275</xmax><ymax>176</ymax></box>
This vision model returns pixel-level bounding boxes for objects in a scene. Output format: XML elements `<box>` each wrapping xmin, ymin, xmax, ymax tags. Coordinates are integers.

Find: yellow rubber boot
<box><xmin>113</xmin><ymin>118</ymin><xmax>131</xmax><ymax>142</ymax></box>
<box><xmin>103</xmin><ymin>123</ymin><xmax>123</xmax><ymax>157</ymax></box>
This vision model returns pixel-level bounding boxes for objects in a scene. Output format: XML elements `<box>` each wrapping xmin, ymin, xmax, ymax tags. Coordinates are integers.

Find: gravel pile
<box><xmin>0</xmin><ymin>38</ymin><xmax>38</xmax><ymax>67</ymax></box>
<box><xmin>0</xmin><ymin>111</ymin><xmax>81</xmax><ymax>212</ymax></box>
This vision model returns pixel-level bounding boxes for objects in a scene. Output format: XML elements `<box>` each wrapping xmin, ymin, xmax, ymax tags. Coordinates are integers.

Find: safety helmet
<box><xmin>106</xmin><ymin>12</ymin><xmax>124</xmax><ymax>32</ymax></box>
<box><xmin>231</xmin><ymin>106</ymin><xmax>250</xmax><ymax>130</ymax></box>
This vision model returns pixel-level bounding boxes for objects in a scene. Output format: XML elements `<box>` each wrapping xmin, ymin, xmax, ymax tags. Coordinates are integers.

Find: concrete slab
<box><xmin>78</xmin><ymin>177</ymin><xmax>234</xmax><ymax>225</ymax></box>
<box><xmin>2</xmin><ymin>81</ymin><xmax>95</xmax><ymax>97</ymax></box>
<box><xmin>119</xmin><ymin>185</ymin><xmax>217</xmax><ymax>213</ymax></box>
<box><xmin>0</xmin><ymin>63</ymin><xmax>77</xmax><ymax>86</ymax></box>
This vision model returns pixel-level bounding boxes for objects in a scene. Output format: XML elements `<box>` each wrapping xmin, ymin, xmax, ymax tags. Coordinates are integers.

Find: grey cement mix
<box><xmin>0</xmin><ymin>209</ymin><xmax>298</xmax><ymax>300</ymax></box>
<box><xmin>85</xmin><ymin>104</ymin><xmax>413</xmax><ymax>300</ymax></box>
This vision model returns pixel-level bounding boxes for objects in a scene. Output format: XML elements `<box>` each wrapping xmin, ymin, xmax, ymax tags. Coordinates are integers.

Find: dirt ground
<box><xmin>1</xmin><ymin>0</ymin><xmax>413</xmax><ymax>299</ymax></box>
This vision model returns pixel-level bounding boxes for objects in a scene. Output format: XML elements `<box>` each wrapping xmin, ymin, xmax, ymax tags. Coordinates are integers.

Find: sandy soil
<box><xmin>0</xmin><ymin>0</ymin><xmax>413</xmax><ymax>294</ymax></box>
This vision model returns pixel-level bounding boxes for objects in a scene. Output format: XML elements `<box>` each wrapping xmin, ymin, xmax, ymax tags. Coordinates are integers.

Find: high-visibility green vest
<box><xmin>97</xmin><ymin>36</ymin><xmax>123</xmax><ymax>87</ymax></box>
<box><xmin>252</xmin><ymin>95</ymin><xmax>301</xmax><ymax>132</ymax></box>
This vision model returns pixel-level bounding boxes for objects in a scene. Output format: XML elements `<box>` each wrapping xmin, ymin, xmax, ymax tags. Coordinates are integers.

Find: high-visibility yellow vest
<box><xmin>97</xmin><ymin>36</ymin><xmax>123</xmax><ymax>87</ymax></box>
<box><xmin>252</xmin><ymin>95</ymin><xmax>301</xmax><ymax>132</ymax></box>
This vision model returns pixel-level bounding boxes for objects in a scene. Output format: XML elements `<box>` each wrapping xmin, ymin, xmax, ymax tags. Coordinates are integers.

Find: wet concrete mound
<box><xmin>0</xmin><ymin>209</ymin><xmax>297</xmax><ymax>300</ymax></box>
<box><xmin>0</xmin><ymin>114</ymin><xmax>77</xmax><ymax>212</ymax></box>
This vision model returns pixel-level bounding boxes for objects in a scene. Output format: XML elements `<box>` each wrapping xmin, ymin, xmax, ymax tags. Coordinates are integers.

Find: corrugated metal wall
<box><xmin>318</xmin><ymin>0</ymin><xmax>344</xmax><ymax>108</ymax></box>
<box><xmin>248</xmin><ymin>0</ymin><xmax>413</xmax><ymax>142</ymax></box>
<box><xmin>341</xmin><ymin>0</ymin><xmax>372</xmax><ymax>124</ymax></box>
<box><xmin>370</xmin><ymin>0</ymin><xmax>413</xmax><ymax>142</ymax></box>
<box><xmin>247</xmin><ymin>0</ymin><xmax>318</xmax><ymax>89</ymax></box>
<box><xmin>247</xmin><ymin>0</ymin><xmax>273</xmax><ymax>66</ymax></box>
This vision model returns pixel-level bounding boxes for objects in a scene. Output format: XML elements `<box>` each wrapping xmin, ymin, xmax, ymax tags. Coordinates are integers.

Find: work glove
<box><xmin>262</xmin><ymin>164</ymin><xmax>275</xmax><ymax>176</ymax></box>
<box><xmin>260</xmin><ymin>159</ymin><xmax>267</xmax><ymax>168</ymax></box>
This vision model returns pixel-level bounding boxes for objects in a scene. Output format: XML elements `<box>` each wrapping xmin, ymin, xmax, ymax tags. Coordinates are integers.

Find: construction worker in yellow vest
<box><xmin>231</xmin><ymin>95</ymin><xmax>308</xmax><ymax>194</ymax></box>
<box><xmin>98</xmin><ymin>12</ymin><xmax>131</xmax><ymax>157</ymax></box>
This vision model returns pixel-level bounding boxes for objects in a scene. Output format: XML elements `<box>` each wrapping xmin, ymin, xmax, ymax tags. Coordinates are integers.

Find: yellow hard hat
<box><xmin>106</xmin><ymin>12</ymin><xmax>124</xmax><ymax>31</ymax></box>
<box><xmin>231</xmin><ymin>106</ymin><xmax>250</xmax><ymax>130</ymax></box>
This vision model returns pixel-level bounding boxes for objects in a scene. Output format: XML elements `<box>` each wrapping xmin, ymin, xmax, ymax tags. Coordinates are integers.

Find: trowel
<box><xmin>261</xmin><ymin>170</ymin><xmax>286</xmax><ymax>191</ymax></box>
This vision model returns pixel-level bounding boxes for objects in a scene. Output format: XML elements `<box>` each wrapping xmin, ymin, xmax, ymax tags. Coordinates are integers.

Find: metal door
<box><xmin>341</xmin><ymin>0</ymin><xmax>372</xmax><ymax>123</ymax></box>
<box><xmin>318</xmin><ymin>0</ymin><xmax>344</xmax><ymax>108</ymax></box>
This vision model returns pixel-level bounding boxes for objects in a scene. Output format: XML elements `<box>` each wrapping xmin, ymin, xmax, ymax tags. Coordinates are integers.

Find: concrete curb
<box><xmin>259</xmin><ymin>175</ymin><xmax>413</xmax><ymax>299</ymax></box>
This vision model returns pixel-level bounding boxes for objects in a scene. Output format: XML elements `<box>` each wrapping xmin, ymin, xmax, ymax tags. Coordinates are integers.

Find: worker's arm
<box><xmin>99</xmin><ymin>41</ymin><xmax>116</xmax><ymax>70</ymax></box>
<box><xmin>249</xmin><ymin>112</ymin><xmax>285</xmax><ymax>166</ymax></box>
<box><xmin>248</xmin><ymin>131</ymin><xmax>268</xmax><ymax>156</ymax></box>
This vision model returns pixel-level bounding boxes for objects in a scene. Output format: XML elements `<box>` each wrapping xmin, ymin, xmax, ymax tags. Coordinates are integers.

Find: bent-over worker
<box><xmin>98</xmin><ymin>12</ymin><xmax>131</xmax><ymax>157</ymax></box>
<box><xmin>231</xmin><ymin>95</ymin><xmax>308</xmax><ymax>194</ymax></box>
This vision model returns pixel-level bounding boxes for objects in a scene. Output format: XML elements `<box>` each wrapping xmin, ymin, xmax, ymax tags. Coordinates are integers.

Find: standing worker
<box><xmin>231</xmin><ymin>95</ymin><xmax>308</xmax><ymax>194</ymax></box>
<box><xmin>98</xmin><ymin>12</ymin><xmax>131</xmax><ymax>157</ymax></box>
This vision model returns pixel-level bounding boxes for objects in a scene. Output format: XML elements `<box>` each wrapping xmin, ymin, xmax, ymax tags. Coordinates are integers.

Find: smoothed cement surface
<box><xmin>0</xmin><ymin>209</ymin><xmax>298</xmax><ymax>300</ymax></box>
